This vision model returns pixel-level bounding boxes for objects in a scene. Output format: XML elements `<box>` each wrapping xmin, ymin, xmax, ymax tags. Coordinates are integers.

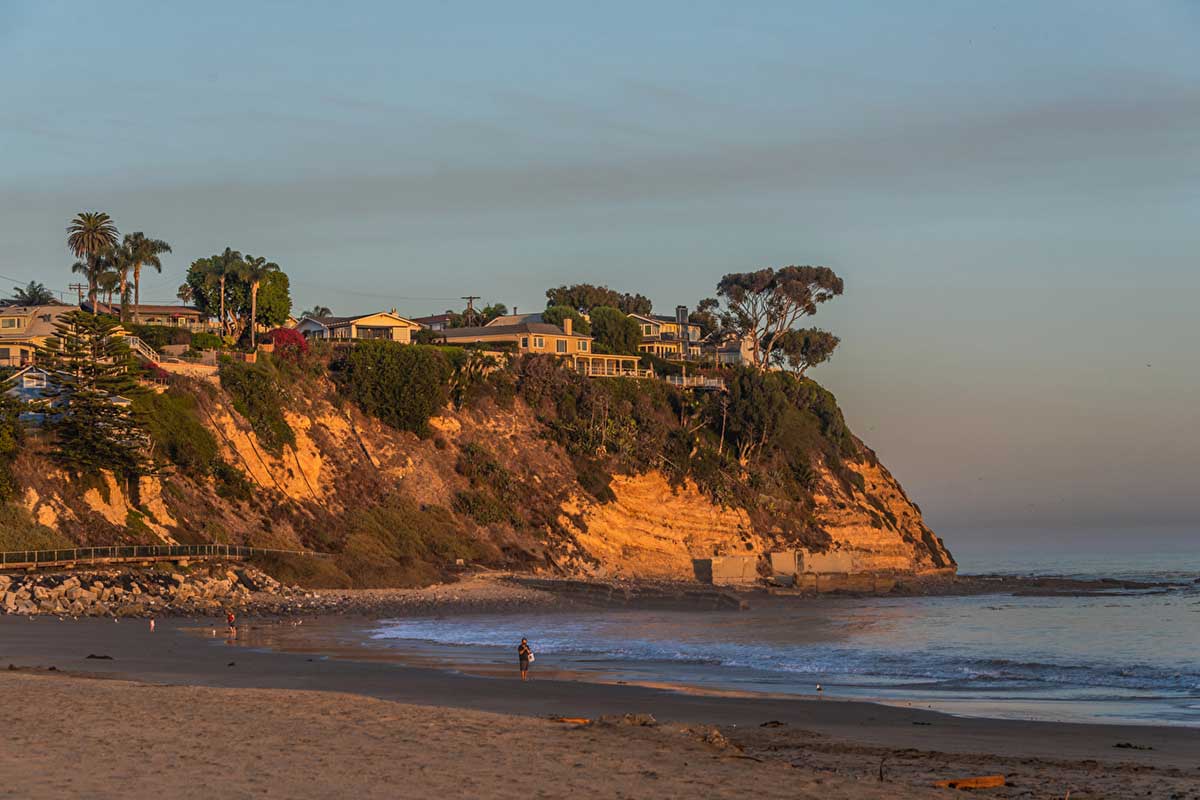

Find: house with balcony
<box><xmin>629</xmin><ymin>306</ymin><xmax>702</xmax><ymax>361</ymax></box>
<box><xmin>439</xmin><ymin>317</ymin><xmax>648</xmax><ymax>378</ymax></box>
<box><xmin>0</xmin><ymin>304</ymin><xmax>75</xmax><ymax>368</ymax></box>
<box><xmin>295</xmin><ymin>310</ymin><xmax>422</xmax><ymax>343</ymax></box>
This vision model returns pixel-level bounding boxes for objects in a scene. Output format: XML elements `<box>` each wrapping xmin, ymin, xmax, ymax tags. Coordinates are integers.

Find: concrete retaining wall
<box><xmin>692</xmin><ymin>555</ymin><xmax>759</xmax><ymax>586</ymax></box>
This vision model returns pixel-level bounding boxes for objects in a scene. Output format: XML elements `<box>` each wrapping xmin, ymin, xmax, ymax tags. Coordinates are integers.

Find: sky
<box><xmin>2</xmin><ymin>1</ymin><xmax>1197</xmax><ymax>551</ymax></box>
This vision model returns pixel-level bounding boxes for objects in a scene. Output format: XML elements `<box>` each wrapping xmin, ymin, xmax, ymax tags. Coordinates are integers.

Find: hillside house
<box><xmin>82</xmin><ymin>301</ymin><xmax>212</xmax><ymax>330</ymax></box>
<box><xmin>295</xmin><ymin>310</ymin><xmax>422</xmax><ymax>343</ymax></box>
<box><xmin>412</xmin><ymin>313</ymin><xmax>454</xmax><ymax>331</ymax></box>
<box><xmin>439</xmin><ymin>317</ymin><xmax>647</xmax><ymax>377</ymax></box>
<box><xmin>3</xmin><ymin>365</ymin><xmax>132</xmax><ymax>425</ymax></box>
<box><xmin>0</xmin><ymin>304</ymin><xmax>74</xmax><ymax>368</ymax></box>
<box><xmin>629</xmin><ymin>306</ymin><xmax>702</xmax><ymax>360</ymax></box>
<box><xmin>702</xmin><ymin>330</ymin><xmax>756</xmax><ymax>366</ymax></box>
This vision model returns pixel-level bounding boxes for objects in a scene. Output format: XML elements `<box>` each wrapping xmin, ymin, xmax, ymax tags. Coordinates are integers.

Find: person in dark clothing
<box><xmin>518</xmin><ymin>638</ymin><xmax>533</xmax><ymax>681</ymax></box>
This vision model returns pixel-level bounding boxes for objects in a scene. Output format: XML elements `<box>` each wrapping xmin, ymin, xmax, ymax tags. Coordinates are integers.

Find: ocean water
<box><xmin>368</xmin><ymin>551</ymin><xmax>1200</xmax><ymax>726</ymax></box>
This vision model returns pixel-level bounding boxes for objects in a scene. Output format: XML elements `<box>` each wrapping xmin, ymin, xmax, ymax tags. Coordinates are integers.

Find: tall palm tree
<box><xmin>108</xmin><ymin>241</ymin><xmax>135</xmax><ymax>321</ymax></box>
<box><xmin>209</xmin><ymin>247</ymin><xmax>243</xmax><ymax>338</ymax></box>
<box><xmin>302</xmin><ymin>305</ymin><xmax>332</xmax><ymax>318</ymax></box>
<box><xmin>66</xmin><ymin>212</ymin><xmax>119</xmax><ymax>311</ymax></box>
<box><xmin>122</xmin><ymin>232</ymin><xmax>172</xmax><ymax>323</ymax></box>
<box><xmin>240</xmin><ymin>254</ymin><xmax>279</xmax><ymax>348</ymax></box>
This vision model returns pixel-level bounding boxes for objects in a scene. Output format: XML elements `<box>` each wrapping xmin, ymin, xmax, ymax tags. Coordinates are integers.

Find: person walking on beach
<box><xmin>226</xmin><ymin>610</ymin><xmax>237</xmax><ymax>636</ymax></box>
<box><xmin>518</xmin><ymin>638</ymin><xmax>534</xmax><ymax>681</ymax></box>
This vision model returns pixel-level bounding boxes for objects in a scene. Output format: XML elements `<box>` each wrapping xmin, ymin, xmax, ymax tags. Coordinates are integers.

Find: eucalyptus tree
<box><xmin>66</xmin><ymin>212</ymin><xmax>119</xmax><ymax>310</ymax></box>
<box><xmin>716</xmin><ymin>266</ymin><xmax>844</xmax><ymax>368</ymax></box>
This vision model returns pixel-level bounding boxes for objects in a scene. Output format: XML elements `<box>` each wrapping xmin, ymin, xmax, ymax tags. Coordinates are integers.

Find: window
<box><xmin>520</xmin><ymin>337</ymin><xmax>529</xmax><ymax>349</ymax></box>
<box><xmin>642</xmin><ymin>324</ymin><xmax>652</xmax><ymax>335</ymax></box>
<box><xmin>577</xmin><ymin>340</ymin><xmax>588</xmax><ymax>352</ymax></box>
<box><xmin>0</xmin><ymin>348</ymin><xmax>8</xmax><ymax>359</ymax></box>
<box><xmin>1</xmin><ymin>318</ymin><xmax>20</xmax><ymax>329</ymax></box>
<box><xmin>532</xmin><ymin>336</ymin><xmax>544</xmax><ymax>348</ymax></box>
<box><xmin>556</xmin><ymin>339</ymin><xmax>567</xmax><ymax>353</ymax></box>
<box><xmin>23</xmin><ymin>373</ymin><xmax>47</xmax><ymax>389</ymax></box>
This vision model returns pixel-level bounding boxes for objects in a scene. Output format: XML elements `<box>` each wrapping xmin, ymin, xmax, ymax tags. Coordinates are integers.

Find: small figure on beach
<box><xmin>226</xmin><ymin>610</ymin><xmax>237</xmax><ymax>636</ymax></box>
<box><xmin>518</xmin><ymin>638</ymin><xmax>534</xmax><ymax>681</ymax></box>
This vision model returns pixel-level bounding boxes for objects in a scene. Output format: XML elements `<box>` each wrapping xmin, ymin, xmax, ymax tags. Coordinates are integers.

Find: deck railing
<box><xmin>664</xmin><ymin>375</ymin><xmax>726</xmax><ymax>390</ymax></box>
<box><xmin>0</xmin><ymin>544</ymin><xmax>327</xmax><ymax>569</ymax></box>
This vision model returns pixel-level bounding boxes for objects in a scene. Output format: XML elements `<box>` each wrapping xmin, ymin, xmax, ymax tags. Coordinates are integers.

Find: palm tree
<box><xmin>97</xmin><ymin>269</ymin><xmax>121</xmax><ymax>307</ymax></box>
<box><xmin>108</xmin><ymin>241</ymin><xmax>136</xmax><ymax>321</ymax></box>
<box><xmin>240</xmin><ymin>254</ymin><xmax>279</xmax><ymax>348</ymax></box>
<box><xmin>176</xmin><ymin>283</ymin><xmax>194</xmax><ymax>304</ymax></box>
<box><xmin>66</xmin><ymin>212</ymin><xmax>119</xmax><ymax>311</ymax></box>
<box><xmin>303</xmin><ymin>305</ymin><xmax>332</xmax><ymax>319</ymax></box>
<box><xmin>5</xmin><ymin>281</ymin><xmax>57</xmax><ymax>306</ymax></box>
<box><xmin>209</xmin><ymin>247</ymin><xmax>243</xmax><ymax>338</ymax></box>
<box><xmin>70</xmin><ymin>249</ymin><xmax>116</xmax><ymax>312</ymax></box>
<box><xmin>122</xmin><ymin>232</ymin><xmax>172</xmax><ymax>323</ymax></box>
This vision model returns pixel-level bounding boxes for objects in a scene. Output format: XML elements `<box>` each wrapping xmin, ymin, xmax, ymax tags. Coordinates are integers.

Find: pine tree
<box><xmin>37</xmin><ymin>310</ymin><xmax>150</xmax><ymax>477</ymax></box>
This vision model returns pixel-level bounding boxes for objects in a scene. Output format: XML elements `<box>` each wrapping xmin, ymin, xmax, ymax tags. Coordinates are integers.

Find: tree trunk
<box><xmin>119</xmin><ymin>273</ymin><xmax>128</xmax><ymax>322</ymax></box>
<box><xmin>250</xmin><ymin>282</ymin><xmax>259</xmax><ymax>348</ymax></box>
<box><xmin>219</xmin><ymin>275</ymin><xmax>226</xmax><ymax>338</ymax></box>
<box><xmin>133</xmin><ymin>263</ymin><xmax>142</xmax><ymax>323</ymax></box>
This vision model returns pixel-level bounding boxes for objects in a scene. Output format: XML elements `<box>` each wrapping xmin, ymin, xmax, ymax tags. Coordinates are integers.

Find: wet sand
<box><xmin>2</xmin><ymin>616</ymin><xmax>1198</xmax><ymax>798</ymax></box>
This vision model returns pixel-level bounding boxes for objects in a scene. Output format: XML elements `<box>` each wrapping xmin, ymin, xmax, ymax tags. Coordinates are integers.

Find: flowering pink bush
<box><xmin>269</xmin><ymin>328</ymin><xmax>309</xmax><ymax>362</ymax></box>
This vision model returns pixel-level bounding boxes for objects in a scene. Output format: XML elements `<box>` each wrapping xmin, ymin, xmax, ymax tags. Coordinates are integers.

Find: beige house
<box><xmin>0</xmin><ymin>304</ymin><xmax>74</xmax><ymax>368</ymax></box>
<box><xmin>440</xmin><ymin>318</ymin><xmax>648</xmax><ymax>377</ymax></box>
<box><xmin>295</xmin><ymin>310</ymin><xmax>421</xmax><ymax>343</ymax></box>
<box><xmin>629</xmin><ymin>307</ymin><xmax>702</xmax><ymax>360</ymax></box>
<box><xmin>84</xmin><ymin>301</ymin><xmax>212</xmax><ymax>330</ymax></box>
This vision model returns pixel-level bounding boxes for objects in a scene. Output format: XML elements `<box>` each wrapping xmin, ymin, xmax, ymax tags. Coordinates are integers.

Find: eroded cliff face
<box><xmin>15</xmin><ymin>375</ymin><xmax>953</xmax><ymax>582</ymax></box>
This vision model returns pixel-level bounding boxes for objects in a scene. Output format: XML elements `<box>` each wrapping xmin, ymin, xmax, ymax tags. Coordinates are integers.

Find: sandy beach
<box><xmin>1</xmin><ymin>611</ymin><xmax>1197</xmax><ymax>799</ymax></box>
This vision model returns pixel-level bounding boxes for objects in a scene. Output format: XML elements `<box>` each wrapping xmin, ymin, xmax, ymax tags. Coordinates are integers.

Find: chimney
<box><xmin>563</xmin><ymin>317</ymin><xmax>573</xmax><ymax>336</ymax></box>
<box><xmin>676</xmin><ymin>305</ymin><xmax>688</xmax><ymax>326</ymax></box>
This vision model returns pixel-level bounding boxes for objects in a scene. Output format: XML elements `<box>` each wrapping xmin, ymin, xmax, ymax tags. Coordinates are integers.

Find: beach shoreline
<box><xmin>1</xmin><ymin>613</ymin><xmax>1197</xmax><ymax>798</ymax></box>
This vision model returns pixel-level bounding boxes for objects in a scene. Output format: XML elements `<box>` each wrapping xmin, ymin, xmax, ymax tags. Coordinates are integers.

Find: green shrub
<box><xmin>191</xmin><ymin>331</ymin><xmax>222</xmax><ymax>350</ymax></box>
<box><xmin>333</xmin><ymin>342</ymin><xmax>451</xmax><ymax>435</ymax></box>
<box><xmin>130</xmin><ymin>324</ymin><xmax>192</xmax><ymax>350</ymax></box>
<box><xmin>452</xmin><ymin>489</ymin><xmax>511</xmax><ymax>525</ymax></box>
<box><xmin>134</xmin><ymin>388</ymin><xmax>218</xmax><ymax>474</ymax></box>
<box><xmin>0</xmin><ymin>392</ymin><xmax>23</xmax><ymax>501</ymax></box>
<box><xmin>212</xmin><ymin>459</ymin><xmax>253</xmax><ymax>501</ymax></box>
<box><xmin>218</xmin><ymin>358</ymin><xmax>295</xmax><ymax>455</ymax></box>
<box><xmin>0</xmin><ymin>506</ymin><xmax>73</xmax><ymax>550</ymax></box>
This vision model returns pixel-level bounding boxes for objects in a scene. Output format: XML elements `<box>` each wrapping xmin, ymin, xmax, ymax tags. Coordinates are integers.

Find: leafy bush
<box><xmin>268</xmin><ymin>328</ymin><xmax>309</xmax><ymax>362</ymax></box>
<box><xmin>0</xmin><ymin>391</ymin><xmax>23</xmax><ymax>501</ymax></box>
<box><xmin>0</xmin><ymin>506</ymin><xmax>73</xmax><ymax>550</ymax></box>
<box><xmin>191</xmin><ymin>331</ymin><xmax>222</xmax><ymax>350</ymax></box>
<box><xmin>589</xmin><ymin>306</ymin><xmax>643</xmax><ymax>355</ymax></box>
<box><xmin>333</xmin><ymin>342</ymin><xmax>451</xmax><ymax>435</ymax></box>
<box><xmin>218</xmin><ymin>358</ymin><xmax>295</xmax><ymax>455</ymax></box>
<box><xmin>134</xmin><ymin>388</ymin><xmax>219</xmax><ymax>474</ymax></box>
<box><xmin>129</xmin><ymin>324</ymin><xmax>192</xmax><ymax>350</ymax></box>
<box><xmin>212</xmin><ymin>459</ymin><xmax>253</xmax><ymax>501</ymax></box>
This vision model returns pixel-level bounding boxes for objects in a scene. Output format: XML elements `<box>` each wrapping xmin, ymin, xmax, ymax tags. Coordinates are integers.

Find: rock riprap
<box><xmin>0</xmin><ymin>565</ymin><xmax>290</xmax><ymax>618</ymax></box>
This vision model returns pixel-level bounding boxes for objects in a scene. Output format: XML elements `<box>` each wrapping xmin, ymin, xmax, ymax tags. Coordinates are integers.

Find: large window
<box><xmin>1</xmin><ymin>318</ymin><xmax>21</xmax><ymax>329</ymax></box>
<box><xmin>577</xmin><ymin>340</ymin><xmax>588</xmax><ymax>351</ymax></box>
<box><xmin>532</xmin><ymin>336</ymin><xmax>544</xmax><ymax>348</ymax></box>
<box><xmin>556</xmin><ymin>339</ymin><xmax>567</xmax><ymax>353</ymax></box>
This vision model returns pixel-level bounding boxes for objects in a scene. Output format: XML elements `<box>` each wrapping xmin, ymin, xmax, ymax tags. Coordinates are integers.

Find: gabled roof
<box><xmin>298</xmin><ymin>311</ymin><xmax>419</xmax><ymax>329</ymax></box>
<box><xmin>485</xmin><ymin>313</ymin><xmax>543</xmax><ymax>327</ymax></box>
<box><xmin>440</xmin><ymin>321</ymin><xmax>588</xmax><ymax>339</ymax></box>
<box><xmin>0</xmin><ymin>305</ymin><xmax>76</xmax><ymax>340</ymax></box>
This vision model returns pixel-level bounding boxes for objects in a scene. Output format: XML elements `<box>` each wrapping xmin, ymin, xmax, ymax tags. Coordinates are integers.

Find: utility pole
<box><xmin>461</xmin><ymin>295</ymin><xmax>481</xmax><ymax>327</ymax></box>
<box><xmin>69</xmin><ymin>283</ymin><xmax>87</xmax><ymax>305</ymax></box>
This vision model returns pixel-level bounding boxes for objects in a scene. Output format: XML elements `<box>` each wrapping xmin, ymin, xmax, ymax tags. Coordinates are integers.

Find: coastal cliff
<box><xmin>9</xmin><ymin>350</ymin><xmax>953</xmax><ymax>585</ymax></box>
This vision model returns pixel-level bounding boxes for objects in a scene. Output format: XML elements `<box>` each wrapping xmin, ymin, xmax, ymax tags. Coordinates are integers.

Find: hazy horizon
<box><xmin>3</xmin><ymin>1</ymin><xmax>1197</xmax><ymax>548</ymax></box>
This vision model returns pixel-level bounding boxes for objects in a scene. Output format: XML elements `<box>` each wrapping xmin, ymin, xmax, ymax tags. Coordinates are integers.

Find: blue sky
<box><xmin>2</xmin><ymin>1</ymin><xmax>1197</xmax><ymax>548</ymax></box>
